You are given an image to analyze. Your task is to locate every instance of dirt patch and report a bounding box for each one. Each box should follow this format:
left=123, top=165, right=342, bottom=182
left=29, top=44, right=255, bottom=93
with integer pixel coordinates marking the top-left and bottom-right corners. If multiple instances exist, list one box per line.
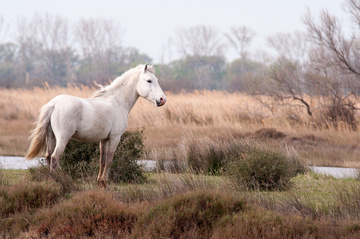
left=302, top=134, right=325, bottom=143
left=253, top=128, right=287, bottom=140
left=249, top=128, right=326, bottom=147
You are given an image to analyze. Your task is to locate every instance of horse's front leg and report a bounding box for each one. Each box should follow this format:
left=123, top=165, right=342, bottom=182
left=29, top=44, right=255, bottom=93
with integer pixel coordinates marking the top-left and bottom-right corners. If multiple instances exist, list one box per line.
left=98, top=136, right=120, bottom=188
left=97, top=140, right=106, bottom=187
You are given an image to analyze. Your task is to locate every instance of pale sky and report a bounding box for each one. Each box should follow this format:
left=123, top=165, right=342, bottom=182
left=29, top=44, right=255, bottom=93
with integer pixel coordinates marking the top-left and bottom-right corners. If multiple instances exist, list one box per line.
left=0, top=0, right=349, bottom=63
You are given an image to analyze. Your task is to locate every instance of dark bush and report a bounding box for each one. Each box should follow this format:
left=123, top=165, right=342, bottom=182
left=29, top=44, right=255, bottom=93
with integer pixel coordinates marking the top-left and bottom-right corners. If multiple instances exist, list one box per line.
left=60, top=140, right=98, bottom=180
left=325, top=101, right=357, bottom=130
left=60, top=130, right=146, bottom=183
left=226, top=146, right=305, bottom=191
left=185, top=138, right=306, bottom=190
left=253, top=128, right=287, bottom=140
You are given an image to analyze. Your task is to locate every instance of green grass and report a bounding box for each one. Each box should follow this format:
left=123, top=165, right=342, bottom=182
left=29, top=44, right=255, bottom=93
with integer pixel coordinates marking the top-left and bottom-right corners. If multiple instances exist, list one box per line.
left=245, top=172, right=360, bottom=219
left=0, top=169, right=28, bottom=185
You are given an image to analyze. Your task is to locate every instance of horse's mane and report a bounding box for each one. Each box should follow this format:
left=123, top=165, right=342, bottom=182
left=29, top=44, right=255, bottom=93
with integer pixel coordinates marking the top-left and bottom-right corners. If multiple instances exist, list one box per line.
left=91, top=64, right=155, bottom=98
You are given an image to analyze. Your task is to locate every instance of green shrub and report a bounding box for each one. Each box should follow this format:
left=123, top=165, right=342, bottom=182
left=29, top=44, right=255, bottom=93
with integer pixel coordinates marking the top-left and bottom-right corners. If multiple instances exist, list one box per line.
left=60, top=140, right=98, bottom=180
left=60, top=130, right=146, bottom=183
left=226, top=146, right=305, bottom=191
left=185, top=137, right=306, bottom=190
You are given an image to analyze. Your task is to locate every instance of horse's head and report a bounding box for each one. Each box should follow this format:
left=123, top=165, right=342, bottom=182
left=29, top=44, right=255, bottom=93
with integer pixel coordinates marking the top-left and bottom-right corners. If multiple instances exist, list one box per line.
left=136, top=64, right=167, bottom=107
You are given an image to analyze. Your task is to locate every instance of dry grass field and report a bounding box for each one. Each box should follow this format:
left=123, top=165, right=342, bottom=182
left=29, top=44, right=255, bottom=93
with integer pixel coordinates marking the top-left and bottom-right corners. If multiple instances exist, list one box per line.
left=1, top=86, right=360, bottom=167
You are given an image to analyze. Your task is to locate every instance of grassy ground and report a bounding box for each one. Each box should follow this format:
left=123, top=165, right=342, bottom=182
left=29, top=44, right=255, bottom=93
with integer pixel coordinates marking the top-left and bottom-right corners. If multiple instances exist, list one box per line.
left=1, top=169, right=360, bottom=238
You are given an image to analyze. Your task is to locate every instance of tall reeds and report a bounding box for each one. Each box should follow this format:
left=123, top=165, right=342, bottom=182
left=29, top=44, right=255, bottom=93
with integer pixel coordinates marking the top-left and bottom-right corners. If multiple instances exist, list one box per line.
left=1, top=87, right=360, bottom=167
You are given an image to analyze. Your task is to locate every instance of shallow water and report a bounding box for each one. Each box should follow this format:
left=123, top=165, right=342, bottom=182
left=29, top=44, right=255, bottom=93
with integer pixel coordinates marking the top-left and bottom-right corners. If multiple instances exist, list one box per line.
left=0, top=156, right=358, bottom=179
left=309, top=166, right=358, bottom=179
left=0, top=156, right=42, bottom=169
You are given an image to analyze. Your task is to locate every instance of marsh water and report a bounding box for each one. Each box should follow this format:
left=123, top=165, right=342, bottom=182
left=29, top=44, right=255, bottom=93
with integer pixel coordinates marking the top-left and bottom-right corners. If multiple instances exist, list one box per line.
left=0, top=156, right=358, bottom=179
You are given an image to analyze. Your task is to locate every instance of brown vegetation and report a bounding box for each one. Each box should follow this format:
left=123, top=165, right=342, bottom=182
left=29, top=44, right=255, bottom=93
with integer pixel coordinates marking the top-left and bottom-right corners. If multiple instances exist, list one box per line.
left=2, top=173, right=360, bottom=238
left=1, top=87, right=360, bottom=167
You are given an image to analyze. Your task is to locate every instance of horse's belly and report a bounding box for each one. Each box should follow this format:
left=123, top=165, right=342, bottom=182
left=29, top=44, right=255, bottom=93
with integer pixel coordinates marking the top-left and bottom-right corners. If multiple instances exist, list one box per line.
left=72, top=117, right=113, bottom=142
left=72, top=127, right=110, bottom=142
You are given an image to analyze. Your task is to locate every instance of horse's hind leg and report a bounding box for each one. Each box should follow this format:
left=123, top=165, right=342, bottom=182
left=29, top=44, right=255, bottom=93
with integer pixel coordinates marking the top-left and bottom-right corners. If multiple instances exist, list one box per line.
left=50, top=137, right=70, bottom=171
left=45, top=124, right=56, bottom=167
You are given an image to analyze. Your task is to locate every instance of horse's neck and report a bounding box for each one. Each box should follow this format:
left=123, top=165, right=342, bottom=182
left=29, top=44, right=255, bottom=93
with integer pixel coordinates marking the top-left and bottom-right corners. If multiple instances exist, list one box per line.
left=111, top=76, right=139, bottom=113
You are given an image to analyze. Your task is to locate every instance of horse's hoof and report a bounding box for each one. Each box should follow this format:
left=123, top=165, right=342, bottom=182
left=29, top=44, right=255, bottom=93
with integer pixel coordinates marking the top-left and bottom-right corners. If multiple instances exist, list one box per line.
left=97, top=179, right=107, bottom=189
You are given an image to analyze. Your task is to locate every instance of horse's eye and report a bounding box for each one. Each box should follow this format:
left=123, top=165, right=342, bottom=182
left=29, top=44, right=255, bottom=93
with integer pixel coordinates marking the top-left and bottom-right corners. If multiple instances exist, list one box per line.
left=147, top=79, right=152, bottom=83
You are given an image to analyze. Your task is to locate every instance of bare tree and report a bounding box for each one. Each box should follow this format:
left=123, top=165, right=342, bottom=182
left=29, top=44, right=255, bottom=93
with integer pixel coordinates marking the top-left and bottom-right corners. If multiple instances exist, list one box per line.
left=345, top=0, right=360, bottom=31
left=266, top=32, right=313, bottom=116
left=173, top=25, right=226, bottom=89
left=304, top=4, right=360, bottom=78
left=225, top=26, right=256, bottom=59
left=302, top=2, right=360, bottom=129
left=75, top=18, right=123, bottom=57
left=15, top=13, right=75, bottom=86
left=0, top=16, right=9, bottom=43
left=267, top=32, right=308, bottom=63
left=176, top=25, right=225, bottom=58
left=75, top=18, right=125, bottom=84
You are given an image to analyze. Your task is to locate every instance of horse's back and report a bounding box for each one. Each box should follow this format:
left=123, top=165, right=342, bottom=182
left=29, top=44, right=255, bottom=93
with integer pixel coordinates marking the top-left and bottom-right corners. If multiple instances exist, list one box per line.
left=49, top=94, right=118, bottom=142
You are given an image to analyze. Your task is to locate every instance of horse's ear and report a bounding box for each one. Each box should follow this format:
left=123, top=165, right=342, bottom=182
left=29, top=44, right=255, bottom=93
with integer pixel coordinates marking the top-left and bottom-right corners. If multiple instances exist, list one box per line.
left=144, top=64, right=148, bottom=73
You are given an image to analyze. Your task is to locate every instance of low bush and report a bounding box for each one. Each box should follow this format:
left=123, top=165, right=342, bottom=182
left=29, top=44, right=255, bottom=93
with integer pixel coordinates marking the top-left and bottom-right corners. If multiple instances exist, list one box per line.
left=185, top=137, right=305, bottom=190
left=28, top=164, right=76, bottom=194
left=28, top=190, right=139, bottom=238
left=0, top=181, right=61, bottom=218
left=226, top=144, right=306, bottom=191
left=133, top=190, right=245, bottom=238
left=60, top=130, right=146, bottom=183
left=325, top=101, right=357, bottom=130
left=212, top=205, right=360, bottom=239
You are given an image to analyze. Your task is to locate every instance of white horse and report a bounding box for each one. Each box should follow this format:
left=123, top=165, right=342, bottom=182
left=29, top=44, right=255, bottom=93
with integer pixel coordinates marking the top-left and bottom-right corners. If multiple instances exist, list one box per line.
left=26, top=64, right=166, bottom=188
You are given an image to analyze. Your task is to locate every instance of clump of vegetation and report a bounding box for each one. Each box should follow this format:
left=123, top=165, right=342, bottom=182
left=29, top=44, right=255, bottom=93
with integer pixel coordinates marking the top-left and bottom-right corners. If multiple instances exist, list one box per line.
left=212, top=204, right=360, bottom=239
left=133, top=190, right=245, bottom=238
left=226, top=144, right=305, bottom=190
left=28, top=165, right=76, bottom=194
left=187, top=140, right=228, bottom=175
left=324, top=101, right=358, bottom=131
left=60, top=130, right=146, bottom=183
left=185, top=137, right=305, bottom=190
left=110, top=131, right=147, bottom=183
left=28, top=190, right=139, bottom=238
left=0, top=181, right=61, bottom=218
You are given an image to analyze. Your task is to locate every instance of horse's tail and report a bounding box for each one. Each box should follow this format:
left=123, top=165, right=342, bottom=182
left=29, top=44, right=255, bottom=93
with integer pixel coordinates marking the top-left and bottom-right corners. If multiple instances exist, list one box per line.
left=25, top=102, right=55, bottom=160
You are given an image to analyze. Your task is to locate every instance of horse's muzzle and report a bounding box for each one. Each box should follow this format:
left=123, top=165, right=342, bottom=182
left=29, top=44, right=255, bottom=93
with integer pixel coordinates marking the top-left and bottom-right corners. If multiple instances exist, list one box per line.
left=156, top=97, right=166, bottom=107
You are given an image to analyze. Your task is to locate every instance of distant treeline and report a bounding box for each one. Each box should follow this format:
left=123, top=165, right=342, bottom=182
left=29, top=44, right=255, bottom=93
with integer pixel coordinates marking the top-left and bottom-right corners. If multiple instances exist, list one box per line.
left=0, top=0, right=360, bottom=100
left=0, top=14, right=268, bottom=92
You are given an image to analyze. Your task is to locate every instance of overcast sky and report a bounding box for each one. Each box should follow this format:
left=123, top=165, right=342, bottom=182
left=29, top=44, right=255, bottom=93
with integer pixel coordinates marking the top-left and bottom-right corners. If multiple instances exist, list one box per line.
left=0, top=0, right=349, bottom=63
